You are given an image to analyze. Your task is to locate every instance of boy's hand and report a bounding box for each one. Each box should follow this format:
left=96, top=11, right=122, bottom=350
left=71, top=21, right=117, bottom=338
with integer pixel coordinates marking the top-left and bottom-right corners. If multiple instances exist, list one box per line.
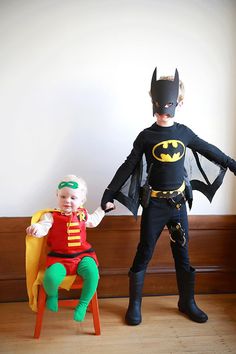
left=101, top=189, right=115, bottom=210
left=105, top=202, right=115, bottom=213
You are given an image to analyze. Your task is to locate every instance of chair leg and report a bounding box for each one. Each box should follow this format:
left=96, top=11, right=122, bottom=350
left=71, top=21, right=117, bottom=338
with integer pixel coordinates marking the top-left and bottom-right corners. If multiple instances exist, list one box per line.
left=34, top=285, right=46, bottom=339
left=89, top=292, right=101, bottom=335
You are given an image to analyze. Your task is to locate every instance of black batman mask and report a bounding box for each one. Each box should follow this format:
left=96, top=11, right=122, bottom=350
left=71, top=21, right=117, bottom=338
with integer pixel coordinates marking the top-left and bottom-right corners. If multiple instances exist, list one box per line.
left=150, top=68, right=179, bottom=117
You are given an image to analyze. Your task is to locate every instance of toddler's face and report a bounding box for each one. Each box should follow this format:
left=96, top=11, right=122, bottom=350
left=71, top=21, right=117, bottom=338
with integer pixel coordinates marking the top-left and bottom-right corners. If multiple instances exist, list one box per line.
left=57, top=187, right=84, bottom=214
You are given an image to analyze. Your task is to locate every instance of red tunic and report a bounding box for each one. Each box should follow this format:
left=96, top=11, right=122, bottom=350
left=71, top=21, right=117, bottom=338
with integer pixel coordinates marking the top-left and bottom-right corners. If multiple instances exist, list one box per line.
left=46, top=209, right=98, bottom=275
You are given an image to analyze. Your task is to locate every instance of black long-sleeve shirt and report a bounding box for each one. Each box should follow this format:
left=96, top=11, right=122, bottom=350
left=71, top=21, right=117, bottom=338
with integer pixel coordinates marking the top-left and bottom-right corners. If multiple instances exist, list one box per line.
left=108, top=122, right=236, bottom=192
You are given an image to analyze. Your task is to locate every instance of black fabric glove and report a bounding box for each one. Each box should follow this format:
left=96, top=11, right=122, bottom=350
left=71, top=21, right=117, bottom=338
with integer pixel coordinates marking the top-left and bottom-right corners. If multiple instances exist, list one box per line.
left=101, top=189, right=115, bottom=211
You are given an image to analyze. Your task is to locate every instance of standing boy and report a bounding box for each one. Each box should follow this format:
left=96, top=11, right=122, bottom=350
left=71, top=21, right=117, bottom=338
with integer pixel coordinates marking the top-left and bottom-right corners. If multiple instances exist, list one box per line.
left=101, top=68, right=236, bottom=325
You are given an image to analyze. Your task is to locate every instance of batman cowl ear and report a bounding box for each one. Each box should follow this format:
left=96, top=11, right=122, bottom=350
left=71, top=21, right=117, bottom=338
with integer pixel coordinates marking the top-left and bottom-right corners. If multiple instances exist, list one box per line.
left=174, top=69, right=179, bottom=87
left=151, top=67, right=157, bottom=91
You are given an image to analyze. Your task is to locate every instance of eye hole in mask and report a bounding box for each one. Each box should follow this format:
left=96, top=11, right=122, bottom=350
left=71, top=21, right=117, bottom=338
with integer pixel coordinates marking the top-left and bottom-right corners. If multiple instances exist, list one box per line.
left=153, top=101, right=173, bottom=109
left=164, top=102, right=173, bottom=108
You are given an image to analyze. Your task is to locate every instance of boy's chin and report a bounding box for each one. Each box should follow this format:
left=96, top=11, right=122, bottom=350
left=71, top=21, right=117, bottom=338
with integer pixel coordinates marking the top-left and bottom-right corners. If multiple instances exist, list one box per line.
left=158, top=114, right=171, bottom=119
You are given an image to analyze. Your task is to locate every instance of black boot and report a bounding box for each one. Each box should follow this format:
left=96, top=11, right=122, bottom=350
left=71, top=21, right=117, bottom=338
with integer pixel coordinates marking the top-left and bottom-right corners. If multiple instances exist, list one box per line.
left=125, top=269, right=145, bottom=325
left=176, top=267, right=208, bottom=323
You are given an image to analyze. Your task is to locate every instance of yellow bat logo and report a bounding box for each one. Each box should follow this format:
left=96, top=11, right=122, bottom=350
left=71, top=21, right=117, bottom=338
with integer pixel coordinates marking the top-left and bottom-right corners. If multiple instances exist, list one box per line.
left=152, top=140, right=185, bottom=162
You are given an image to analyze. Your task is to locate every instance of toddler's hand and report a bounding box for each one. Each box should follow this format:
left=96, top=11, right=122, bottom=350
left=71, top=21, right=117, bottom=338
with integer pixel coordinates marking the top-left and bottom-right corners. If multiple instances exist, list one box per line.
left=26, top=224, right=40, bottom=237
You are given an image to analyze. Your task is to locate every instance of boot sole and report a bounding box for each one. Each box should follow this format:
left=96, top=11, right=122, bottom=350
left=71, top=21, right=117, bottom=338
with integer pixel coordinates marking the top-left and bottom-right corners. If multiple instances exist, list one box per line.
left=125, top=320, right=141, bottom=326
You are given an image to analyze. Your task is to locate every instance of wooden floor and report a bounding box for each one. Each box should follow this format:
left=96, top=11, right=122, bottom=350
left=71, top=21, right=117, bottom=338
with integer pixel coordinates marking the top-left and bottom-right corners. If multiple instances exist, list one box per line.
left=1, top=294, right=236, bottom=354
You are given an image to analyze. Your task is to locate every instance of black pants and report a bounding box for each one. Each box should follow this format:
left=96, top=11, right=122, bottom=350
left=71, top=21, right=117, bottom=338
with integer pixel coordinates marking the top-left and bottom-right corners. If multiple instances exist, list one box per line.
left=131, top=197, right=190, bottom=273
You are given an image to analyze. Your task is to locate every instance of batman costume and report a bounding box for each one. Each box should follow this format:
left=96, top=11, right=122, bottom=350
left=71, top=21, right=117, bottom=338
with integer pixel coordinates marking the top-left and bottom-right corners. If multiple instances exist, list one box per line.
left=101, top=68, right=236, bottom=326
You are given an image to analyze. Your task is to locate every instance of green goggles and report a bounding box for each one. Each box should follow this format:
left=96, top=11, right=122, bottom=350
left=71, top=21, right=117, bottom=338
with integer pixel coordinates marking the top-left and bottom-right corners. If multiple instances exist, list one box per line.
left=58, top=181, right=79, bottom=190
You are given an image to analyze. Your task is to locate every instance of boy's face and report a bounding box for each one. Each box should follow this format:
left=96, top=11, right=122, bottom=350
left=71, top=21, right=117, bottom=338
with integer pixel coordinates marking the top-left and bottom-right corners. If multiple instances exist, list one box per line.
left=150, top=69, right=179, bottom=117
left=57, top=187, right=83, bottom=214
left=151, top=81, right=179, bottom=117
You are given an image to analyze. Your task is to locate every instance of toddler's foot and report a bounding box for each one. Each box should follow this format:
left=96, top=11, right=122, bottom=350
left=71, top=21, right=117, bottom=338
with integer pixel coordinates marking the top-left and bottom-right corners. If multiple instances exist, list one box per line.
left=46, top=296, right=58, bottom=312
left=74, top=303, right=87, bottom=322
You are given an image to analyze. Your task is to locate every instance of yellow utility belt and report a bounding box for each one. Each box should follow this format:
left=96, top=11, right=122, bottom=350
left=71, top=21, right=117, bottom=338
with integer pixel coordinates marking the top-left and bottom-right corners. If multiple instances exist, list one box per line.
left=151, top=181, right=185, bottom=199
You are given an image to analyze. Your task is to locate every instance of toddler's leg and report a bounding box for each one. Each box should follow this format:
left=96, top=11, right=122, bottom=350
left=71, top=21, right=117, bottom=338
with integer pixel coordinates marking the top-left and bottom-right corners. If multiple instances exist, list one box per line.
left=74, top=257, right=99, bottom=322
left=43, top=263, right=66, bottom=312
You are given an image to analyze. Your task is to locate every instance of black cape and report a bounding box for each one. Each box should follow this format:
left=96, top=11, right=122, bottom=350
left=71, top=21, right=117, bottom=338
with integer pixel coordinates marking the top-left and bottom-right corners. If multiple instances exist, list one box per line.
left=114, top=148, right=227, bottom=217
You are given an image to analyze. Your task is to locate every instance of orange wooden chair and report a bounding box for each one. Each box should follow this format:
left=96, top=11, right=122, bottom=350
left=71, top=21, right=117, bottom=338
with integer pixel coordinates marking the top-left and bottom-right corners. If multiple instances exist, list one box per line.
left=34, top=277, right=101, bottom=338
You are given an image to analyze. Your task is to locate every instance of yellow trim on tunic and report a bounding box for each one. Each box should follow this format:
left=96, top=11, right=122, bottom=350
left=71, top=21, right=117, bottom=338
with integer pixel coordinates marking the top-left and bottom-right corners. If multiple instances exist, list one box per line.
left=68, top=242, right=81, bottom=247
left=67, top=222, right=79, bottom=227
left=67, top=229, right=80, bottom=234
left=67, top=235, right=81, bottom=240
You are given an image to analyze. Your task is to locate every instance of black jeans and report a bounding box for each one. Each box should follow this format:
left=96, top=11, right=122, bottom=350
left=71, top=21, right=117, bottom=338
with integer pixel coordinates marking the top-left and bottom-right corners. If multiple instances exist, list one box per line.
left=131, top=197, right=190, bottom=273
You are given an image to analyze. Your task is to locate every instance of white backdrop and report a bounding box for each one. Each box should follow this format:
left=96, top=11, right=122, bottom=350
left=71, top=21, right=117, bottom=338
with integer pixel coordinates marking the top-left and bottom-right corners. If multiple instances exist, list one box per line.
left=0, top=0, right=236, bottom=216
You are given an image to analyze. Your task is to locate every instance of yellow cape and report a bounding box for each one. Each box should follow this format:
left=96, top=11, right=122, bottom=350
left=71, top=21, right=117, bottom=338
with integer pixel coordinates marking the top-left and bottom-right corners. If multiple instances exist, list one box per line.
left=25, top=209, right=76, bottom=312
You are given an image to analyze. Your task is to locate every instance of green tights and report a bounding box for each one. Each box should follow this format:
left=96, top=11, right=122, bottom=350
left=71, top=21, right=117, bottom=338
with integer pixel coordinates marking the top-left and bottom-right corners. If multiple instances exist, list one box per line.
left=43, top=257, right=99, bottom=322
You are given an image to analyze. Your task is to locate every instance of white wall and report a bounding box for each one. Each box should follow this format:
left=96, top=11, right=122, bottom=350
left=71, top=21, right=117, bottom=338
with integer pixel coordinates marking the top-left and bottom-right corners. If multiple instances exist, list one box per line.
left=0, top=0, right=236, bottom=216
